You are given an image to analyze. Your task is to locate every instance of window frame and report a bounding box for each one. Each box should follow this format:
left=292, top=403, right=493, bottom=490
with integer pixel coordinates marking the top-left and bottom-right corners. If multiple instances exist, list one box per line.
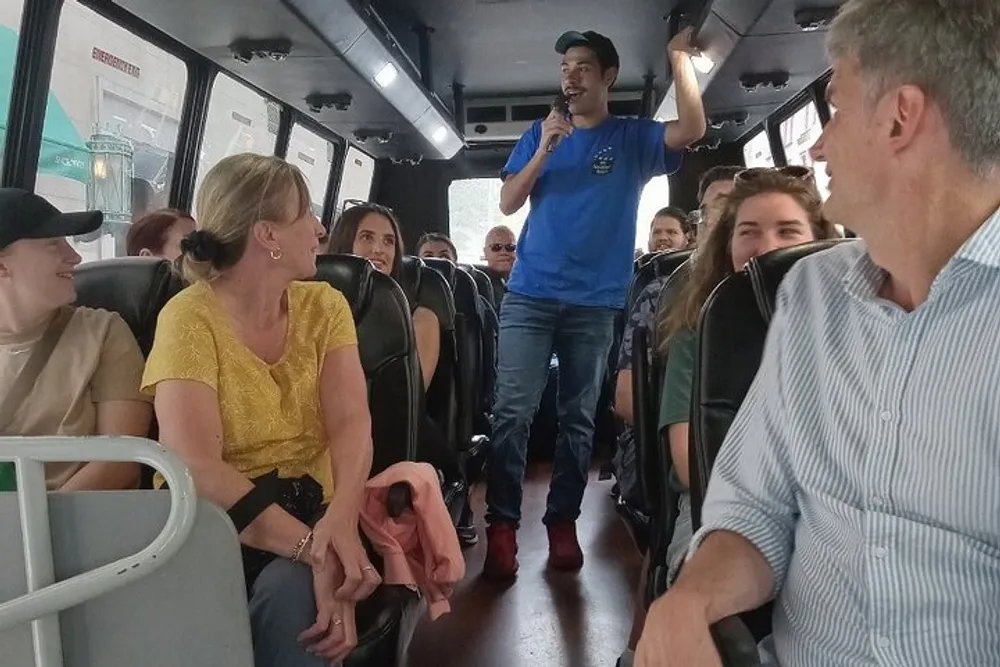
left=2, top=0, right=346, bottom=223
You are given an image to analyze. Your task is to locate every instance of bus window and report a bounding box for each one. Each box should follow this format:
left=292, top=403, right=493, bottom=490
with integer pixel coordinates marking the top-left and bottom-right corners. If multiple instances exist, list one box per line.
left=335, top=145, right=375, bottom=216
left=0, top=1, right=25, bottom=180
left=448, top=174, right=672, bottom=263
left=448, top=178, right=529, bottom=262
left=780, top=103, right=829, bottom=199
left=195, top=74, right=278, bottom=207
left=743, top=129, right=774, bottom=168
left=636, top=174, right=671, bottom=251
left=286, top=123, right=333, bottom=219
left=34, top=0, right=187, bottom=262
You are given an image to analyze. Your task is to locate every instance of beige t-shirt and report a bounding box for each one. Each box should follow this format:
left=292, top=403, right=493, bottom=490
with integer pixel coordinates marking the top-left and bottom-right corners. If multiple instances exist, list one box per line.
left=0, top=307, right=151, bottom=489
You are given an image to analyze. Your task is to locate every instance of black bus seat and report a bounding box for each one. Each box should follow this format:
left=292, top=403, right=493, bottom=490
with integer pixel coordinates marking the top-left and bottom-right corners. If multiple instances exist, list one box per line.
left=397, top=256, right=466, bottom=525
left=73, top=257, right=181, bottom=488
left=690, top=240, right=849, bottom=665
left=73, top=257, right=177, bottom=357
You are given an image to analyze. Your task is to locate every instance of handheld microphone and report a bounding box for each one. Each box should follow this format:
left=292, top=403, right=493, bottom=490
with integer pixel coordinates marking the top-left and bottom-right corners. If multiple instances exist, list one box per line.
left=546, top=92, right=571, bottom=153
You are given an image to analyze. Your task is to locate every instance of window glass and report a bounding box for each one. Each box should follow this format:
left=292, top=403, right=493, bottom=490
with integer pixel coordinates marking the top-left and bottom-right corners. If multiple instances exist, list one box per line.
left=335, top=145, right=375, bottom=217
left=448, top=175, right=671, bottom=262
left=0, top=0, right=25, bottom=178
left=34, top=0, right=187, bottom=262
left=780, top=103, right=829, bottom=199
left=635, top=175, right=672, bottom=254
left=742, top=129, right=774, bottom=168
left=449, top=178, right=529, bottom=263
left=287, top=123, right=333, bottom=219
left=195, top=74, right=278, bottom=207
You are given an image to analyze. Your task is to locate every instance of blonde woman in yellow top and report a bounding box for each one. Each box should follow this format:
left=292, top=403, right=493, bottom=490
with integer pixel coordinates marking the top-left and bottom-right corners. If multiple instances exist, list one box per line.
left=142, top=153, right=378, bottom=667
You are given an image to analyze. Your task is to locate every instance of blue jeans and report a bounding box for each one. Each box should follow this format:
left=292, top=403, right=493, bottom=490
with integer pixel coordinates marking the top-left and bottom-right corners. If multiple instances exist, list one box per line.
left=249, top=558, right=342, bottom=667
left=486, top=292, right=617, bottom=526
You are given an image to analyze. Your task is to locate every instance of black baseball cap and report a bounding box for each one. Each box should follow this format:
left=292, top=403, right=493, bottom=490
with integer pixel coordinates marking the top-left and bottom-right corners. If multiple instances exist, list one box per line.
left=555, top=30, right=621, bottom=72
left=0, top=188, right=102, bottom=251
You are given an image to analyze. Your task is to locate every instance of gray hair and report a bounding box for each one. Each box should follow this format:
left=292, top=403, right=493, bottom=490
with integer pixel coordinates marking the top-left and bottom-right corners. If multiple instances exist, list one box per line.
left=827, top=0, right=1000, bottom=176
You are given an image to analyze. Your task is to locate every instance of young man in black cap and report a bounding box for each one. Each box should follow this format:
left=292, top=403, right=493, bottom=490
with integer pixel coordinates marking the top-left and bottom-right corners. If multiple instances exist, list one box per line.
left=0, top=188, right=151, bottom=490
left=484, top=27, right=706, bottom=580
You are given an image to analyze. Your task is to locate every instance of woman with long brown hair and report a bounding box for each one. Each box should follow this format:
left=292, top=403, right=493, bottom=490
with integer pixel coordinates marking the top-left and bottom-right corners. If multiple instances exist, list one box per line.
left=617, top=167, right=837, bottom=667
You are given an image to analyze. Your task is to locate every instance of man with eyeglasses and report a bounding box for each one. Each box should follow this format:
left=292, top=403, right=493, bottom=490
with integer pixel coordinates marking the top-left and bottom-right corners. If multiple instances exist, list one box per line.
left=483, top=26, right=707, bottom=581
left=483, top=226, right=516, bottom=280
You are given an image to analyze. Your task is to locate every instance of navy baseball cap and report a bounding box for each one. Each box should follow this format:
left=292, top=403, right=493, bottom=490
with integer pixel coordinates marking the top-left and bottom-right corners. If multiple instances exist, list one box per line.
left=0, top=188, right=102, bottom=250
left=555, top=30, right=621, bottom=72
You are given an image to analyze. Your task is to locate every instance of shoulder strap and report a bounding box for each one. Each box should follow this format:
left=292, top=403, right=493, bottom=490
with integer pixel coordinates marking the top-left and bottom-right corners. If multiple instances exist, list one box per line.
left=0, top=307, right=74, bottom=434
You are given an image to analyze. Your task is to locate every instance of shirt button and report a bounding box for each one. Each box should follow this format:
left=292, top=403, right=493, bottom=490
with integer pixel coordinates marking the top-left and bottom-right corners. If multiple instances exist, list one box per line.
left=879, top=410, right=893, bottom=422
left=871, top=496, right=884, bottom=507
left=873, top=546, right=888, bottom=559
left=876, top=635, right=891, bottom=649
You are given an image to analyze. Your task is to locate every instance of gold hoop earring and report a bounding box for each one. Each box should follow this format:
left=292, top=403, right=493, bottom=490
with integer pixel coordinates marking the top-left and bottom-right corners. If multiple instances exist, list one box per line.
left=270, top=248, right=282, bottom=261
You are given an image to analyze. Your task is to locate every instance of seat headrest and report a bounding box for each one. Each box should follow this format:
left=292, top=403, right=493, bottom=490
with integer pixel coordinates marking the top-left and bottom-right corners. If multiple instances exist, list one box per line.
left=461, top=264, right=496, bottom=303
left=73, top=257, right=175, bottom=354
left=314, top=255, right=376, bottom=316
left=651, top=249, right=695, bottom=279
left=414, top=262, right=456, bottom=330
left=747, top=239, right=853, bottom=322
left=399, top=255, right=423, bottom=295
left=422, top=257, right=458, bottom=288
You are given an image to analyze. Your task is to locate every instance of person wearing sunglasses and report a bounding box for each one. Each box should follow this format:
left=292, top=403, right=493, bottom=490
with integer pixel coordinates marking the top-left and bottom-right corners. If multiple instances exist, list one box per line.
left=639, top=2, right=1000, bottom=665
left=485, top=24, right=707, bottom=581
left=483, top=226, right=516, bottom=279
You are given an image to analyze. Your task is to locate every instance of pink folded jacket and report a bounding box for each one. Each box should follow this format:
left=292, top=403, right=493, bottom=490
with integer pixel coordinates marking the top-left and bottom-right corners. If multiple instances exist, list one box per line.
left=360, top=461, right=465, bottom=619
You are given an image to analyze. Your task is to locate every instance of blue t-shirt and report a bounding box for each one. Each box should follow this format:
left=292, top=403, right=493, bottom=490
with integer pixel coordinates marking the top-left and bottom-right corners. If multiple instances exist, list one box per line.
left=501, top=116, right=682, bottom=308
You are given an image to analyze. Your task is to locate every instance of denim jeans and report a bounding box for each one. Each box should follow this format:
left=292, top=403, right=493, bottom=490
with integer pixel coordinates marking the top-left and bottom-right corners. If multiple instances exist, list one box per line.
left=486, top=292, right=617, bottom=526
left=249, top=558, right=342, bottom=667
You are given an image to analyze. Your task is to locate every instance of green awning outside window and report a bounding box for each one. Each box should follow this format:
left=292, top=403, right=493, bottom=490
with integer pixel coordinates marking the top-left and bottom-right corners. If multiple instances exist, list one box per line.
left=0, top=24, right=89, bottom=183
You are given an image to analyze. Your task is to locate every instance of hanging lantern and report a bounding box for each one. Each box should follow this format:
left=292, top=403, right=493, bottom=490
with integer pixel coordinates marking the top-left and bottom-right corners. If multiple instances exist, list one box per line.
left=85, top=129, right=134, bottom=256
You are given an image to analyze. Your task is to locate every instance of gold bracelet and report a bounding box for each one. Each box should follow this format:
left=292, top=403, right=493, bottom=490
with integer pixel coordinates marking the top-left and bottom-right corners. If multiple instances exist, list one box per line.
left=291, top=530, right=314, bottom=563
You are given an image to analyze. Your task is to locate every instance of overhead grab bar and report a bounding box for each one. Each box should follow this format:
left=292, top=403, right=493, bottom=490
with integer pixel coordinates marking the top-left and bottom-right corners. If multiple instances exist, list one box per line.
left=0, top=436, right=197, bottom=632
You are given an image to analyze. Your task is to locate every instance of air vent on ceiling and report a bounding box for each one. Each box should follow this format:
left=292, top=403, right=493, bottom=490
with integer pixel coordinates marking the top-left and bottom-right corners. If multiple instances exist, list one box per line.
left=464, top=91, right=644, bottom=142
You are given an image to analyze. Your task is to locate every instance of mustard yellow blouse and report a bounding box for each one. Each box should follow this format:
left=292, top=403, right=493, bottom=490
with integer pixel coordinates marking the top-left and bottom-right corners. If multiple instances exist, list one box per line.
left=141, top=280, right=357, bottom=501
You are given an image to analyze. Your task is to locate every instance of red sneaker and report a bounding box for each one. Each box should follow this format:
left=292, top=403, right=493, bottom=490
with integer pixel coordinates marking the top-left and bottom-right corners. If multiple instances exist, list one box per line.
left=483, top=522, right=519, bottom=580
left=546, top=521, right=583, bottom=571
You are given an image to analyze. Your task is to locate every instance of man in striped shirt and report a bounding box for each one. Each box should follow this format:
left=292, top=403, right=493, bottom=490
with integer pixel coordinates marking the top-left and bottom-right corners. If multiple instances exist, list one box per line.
left=637, top=1, right=1000, bottom=666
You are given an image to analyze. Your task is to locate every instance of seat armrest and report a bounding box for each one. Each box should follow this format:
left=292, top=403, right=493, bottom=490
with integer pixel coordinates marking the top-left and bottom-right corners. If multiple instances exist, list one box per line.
left=710, top=616, right=763, bottom=667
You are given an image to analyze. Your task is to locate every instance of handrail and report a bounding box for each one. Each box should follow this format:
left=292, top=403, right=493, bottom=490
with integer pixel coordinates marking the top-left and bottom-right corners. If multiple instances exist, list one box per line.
left=0, top=436, right=197, bottom=633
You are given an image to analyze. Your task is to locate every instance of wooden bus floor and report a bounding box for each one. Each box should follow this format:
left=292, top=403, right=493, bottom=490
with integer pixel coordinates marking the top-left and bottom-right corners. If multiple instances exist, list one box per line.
left=407, top=462, right=642, bottom=667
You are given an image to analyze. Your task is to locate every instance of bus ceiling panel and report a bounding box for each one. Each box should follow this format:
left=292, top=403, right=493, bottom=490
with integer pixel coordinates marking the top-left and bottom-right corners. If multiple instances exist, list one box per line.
left=385, top=0, right=686, bottom=98
left=701, top=32, right=830, bottom=113
left=106, top=0, right=452, bottom=160
left=709, top=0, right=844, bottom=37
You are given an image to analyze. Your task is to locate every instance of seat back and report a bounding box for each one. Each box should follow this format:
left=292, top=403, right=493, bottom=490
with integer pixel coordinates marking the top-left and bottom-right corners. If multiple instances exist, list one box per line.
left=690, top=240, right=846, bottom=526
left=425, top=258, right=484, bottom=451
left=0, top=492, right=254, bottom=667
left=73, top=257, right=178, bottom=356
left=460, top=264, right=496, bottom=306
left=632, top=259, right=692, bottom=521
left=626, top=249, right=695, bottom=312
left=460, top=265, right=498, bottom=432
left=690, top=240, right=847, bottom=642
left=475, top=264, right=507, bottom=312
left=315, top=255, right=420, bottom=474
left=399, top=256, right=460, bottom=452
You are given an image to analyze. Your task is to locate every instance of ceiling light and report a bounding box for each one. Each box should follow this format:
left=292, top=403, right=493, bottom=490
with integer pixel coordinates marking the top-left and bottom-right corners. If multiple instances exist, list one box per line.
left=431, top=126, right=447, bottom=144
left=692, top=54, right=715, bottom=74
left=374, top=63, right=398, bottom=88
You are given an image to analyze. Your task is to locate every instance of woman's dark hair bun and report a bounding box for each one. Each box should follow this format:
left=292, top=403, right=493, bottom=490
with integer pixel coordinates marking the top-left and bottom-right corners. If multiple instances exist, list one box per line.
left=180, top=230, right=224, bottom=263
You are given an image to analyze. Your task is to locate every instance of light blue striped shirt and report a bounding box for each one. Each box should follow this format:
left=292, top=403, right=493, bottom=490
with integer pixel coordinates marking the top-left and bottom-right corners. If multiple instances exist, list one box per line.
left=695, top=208, right=1000, bottom=666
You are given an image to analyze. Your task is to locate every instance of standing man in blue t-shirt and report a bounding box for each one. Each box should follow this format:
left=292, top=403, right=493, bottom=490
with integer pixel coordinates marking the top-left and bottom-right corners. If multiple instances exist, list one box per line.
left=484, top=27, right=706, bottom=580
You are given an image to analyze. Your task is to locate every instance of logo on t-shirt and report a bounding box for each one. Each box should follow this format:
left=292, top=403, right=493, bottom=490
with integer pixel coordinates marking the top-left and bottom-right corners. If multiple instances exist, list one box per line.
left=591, top=146, right=615, bottom=176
